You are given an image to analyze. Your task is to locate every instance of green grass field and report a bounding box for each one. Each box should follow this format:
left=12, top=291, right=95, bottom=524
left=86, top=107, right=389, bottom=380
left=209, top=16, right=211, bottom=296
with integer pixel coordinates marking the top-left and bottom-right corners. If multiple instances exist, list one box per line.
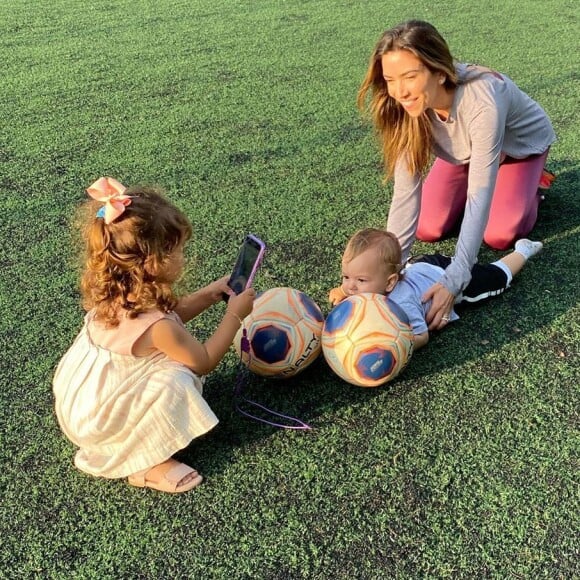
left=1, top=0, right=578, bottom=577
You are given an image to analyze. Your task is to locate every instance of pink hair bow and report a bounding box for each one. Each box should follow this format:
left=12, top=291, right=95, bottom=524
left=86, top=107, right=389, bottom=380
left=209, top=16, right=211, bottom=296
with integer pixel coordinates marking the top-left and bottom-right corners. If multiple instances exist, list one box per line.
left=87, top=177, right=132, bottom=224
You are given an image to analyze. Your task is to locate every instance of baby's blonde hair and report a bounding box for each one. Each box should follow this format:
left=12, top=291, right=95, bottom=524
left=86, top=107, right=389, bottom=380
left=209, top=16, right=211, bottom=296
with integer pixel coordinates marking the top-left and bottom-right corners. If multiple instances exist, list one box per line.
left=343, top=228, right=403, bottom=275
left=79, top=185, right=192, bottom=327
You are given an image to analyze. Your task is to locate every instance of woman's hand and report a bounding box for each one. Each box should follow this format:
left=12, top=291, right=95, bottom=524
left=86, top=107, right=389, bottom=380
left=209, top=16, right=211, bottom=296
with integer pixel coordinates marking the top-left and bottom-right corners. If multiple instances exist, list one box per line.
left=422, top=282, right=456, bottom=331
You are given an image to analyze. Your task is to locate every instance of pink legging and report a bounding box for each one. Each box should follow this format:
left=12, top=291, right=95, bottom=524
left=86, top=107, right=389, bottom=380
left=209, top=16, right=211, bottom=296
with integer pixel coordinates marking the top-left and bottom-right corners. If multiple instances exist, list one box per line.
left=417, top=151, right=550, bottom=250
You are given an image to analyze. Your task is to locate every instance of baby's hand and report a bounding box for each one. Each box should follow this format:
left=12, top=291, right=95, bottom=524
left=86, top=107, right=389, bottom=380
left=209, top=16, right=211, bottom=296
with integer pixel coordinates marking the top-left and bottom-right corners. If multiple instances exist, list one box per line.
left=328, top=286, right=347, bottom=306
left=227, top=287, right=256, bottom=321
left=204, top=275, right=233, bottom=304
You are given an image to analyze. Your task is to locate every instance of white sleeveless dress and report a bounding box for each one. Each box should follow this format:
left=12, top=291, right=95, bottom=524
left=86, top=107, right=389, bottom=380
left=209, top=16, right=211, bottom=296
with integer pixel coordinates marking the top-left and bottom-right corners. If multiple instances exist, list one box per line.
left=53, top=309, right=219, bottom=479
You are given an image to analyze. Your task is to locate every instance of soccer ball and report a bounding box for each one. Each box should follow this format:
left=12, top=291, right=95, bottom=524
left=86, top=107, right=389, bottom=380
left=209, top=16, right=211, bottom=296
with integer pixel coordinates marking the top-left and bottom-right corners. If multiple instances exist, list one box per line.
left=234, top=287, right=324, bottom=378
left=322, top=293, right=414, bottom=387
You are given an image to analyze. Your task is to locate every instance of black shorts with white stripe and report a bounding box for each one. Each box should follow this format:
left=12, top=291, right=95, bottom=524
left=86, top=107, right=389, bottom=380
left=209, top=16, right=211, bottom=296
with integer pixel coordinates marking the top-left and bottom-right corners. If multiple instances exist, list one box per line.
left=408, top=253, right=509, bottom=304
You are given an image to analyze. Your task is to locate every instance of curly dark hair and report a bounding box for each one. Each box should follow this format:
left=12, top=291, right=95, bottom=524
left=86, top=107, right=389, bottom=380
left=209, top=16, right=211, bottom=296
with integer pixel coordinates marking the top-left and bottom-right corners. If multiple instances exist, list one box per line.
left=80, top=185, right=192, bottom=327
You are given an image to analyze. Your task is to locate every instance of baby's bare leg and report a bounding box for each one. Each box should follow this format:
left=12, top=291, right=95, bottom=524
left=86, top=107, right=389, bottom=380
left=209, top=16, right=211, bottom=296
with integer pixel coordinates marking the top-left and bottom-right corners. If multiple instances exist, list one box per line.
left=499, top=239, right=543, bottom=278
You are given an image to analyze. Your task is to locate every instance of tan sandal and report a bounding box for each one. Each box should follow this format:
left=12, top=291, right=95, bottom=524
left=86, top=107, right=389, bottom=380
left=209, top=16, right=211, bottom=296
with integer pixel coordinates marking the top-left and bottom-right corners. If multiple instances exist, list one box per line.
left=128, top=461, right=203, bottom=493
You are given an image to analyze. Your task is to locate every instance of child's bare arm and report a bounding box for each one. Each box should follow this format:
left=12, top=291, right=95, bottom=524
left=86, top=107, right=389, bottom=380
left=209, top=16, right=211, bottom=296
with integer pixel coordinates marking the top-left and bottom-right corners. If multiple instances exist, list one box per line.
left=412, top=332, right=429, bottom=350
left=174, top=276, right=232, bottom=323
left=151, top=289, right=255, bottom=375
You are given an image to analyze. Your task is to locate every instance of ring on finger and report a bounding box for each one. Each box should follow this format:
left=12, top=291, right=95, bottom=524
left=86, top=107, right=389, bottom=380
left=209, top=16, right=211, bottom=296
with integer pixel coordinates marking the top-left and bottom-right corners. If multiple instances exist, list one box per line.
left=442, top=315, right=450, bottom=322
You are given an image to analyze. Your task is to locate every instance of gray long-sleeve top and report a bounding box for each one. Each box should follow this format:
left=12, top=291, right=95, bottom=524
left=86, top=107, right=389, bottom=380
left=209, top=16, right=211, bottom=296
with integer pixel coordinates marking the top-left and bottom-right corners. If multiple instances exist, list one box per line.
left=387, top=63, right=556, bottom=296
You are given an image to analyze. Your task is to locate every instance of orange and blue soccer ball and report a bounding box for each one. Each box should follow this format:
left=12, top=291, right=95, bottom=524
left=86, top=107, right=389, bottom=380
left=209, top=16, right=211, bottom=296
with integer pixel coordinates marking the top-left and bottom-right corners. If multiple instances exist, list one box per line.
left=234, top=287, right=324, bottom=378
left=322, top=293, right=414, bottom=387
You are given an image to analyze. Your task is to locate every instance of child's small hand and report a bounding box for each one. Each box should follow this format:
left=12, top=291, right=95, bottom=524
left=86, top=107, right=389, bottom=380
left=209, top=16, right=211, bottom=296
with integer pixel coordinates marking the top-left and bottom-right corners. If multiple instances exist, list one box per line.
left=328, top=286, right=348, bottom=306
left=204, top=275, right=233, bottom=304
left=227, top=287, right=256, bottom=321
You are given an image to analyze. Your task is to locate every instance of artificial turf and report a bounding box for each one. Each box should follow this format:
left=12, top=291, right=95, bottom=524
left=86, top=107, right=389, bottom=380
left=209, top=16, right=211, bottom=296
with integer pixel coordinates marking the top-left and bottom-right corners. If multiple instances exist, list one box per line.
left=0, top=0, right=578, bottom=577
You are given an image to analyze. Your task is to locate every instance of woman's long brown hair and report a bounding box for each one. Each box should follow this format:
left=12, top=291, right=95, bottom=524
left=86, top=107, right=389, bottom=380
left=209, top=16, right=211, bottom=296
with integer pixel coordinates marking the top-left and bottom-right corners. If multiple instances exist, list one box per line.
left=358, top=20, right=458, bottom=180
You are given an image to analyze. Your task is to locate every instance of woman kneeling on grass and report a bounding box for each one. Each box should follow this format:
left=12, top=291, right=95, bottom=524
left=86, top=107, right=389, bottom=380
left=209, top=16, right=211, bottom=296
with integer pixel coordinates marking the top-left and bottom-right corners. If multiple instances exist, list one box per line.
left=53, top=178, right=255, bottom=494
left=359, top=20, right=555, bottom=332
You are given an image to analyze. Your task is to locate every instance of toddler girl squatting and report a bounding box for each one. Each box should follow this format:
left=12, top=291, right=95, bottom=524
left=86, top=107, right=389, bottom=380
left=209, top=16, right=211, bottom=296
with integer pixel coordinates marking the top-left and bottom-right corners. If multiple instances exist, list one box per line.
left=53, top=178, right=255, bottom=494
left=329, top=228, right=542, bottom=350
